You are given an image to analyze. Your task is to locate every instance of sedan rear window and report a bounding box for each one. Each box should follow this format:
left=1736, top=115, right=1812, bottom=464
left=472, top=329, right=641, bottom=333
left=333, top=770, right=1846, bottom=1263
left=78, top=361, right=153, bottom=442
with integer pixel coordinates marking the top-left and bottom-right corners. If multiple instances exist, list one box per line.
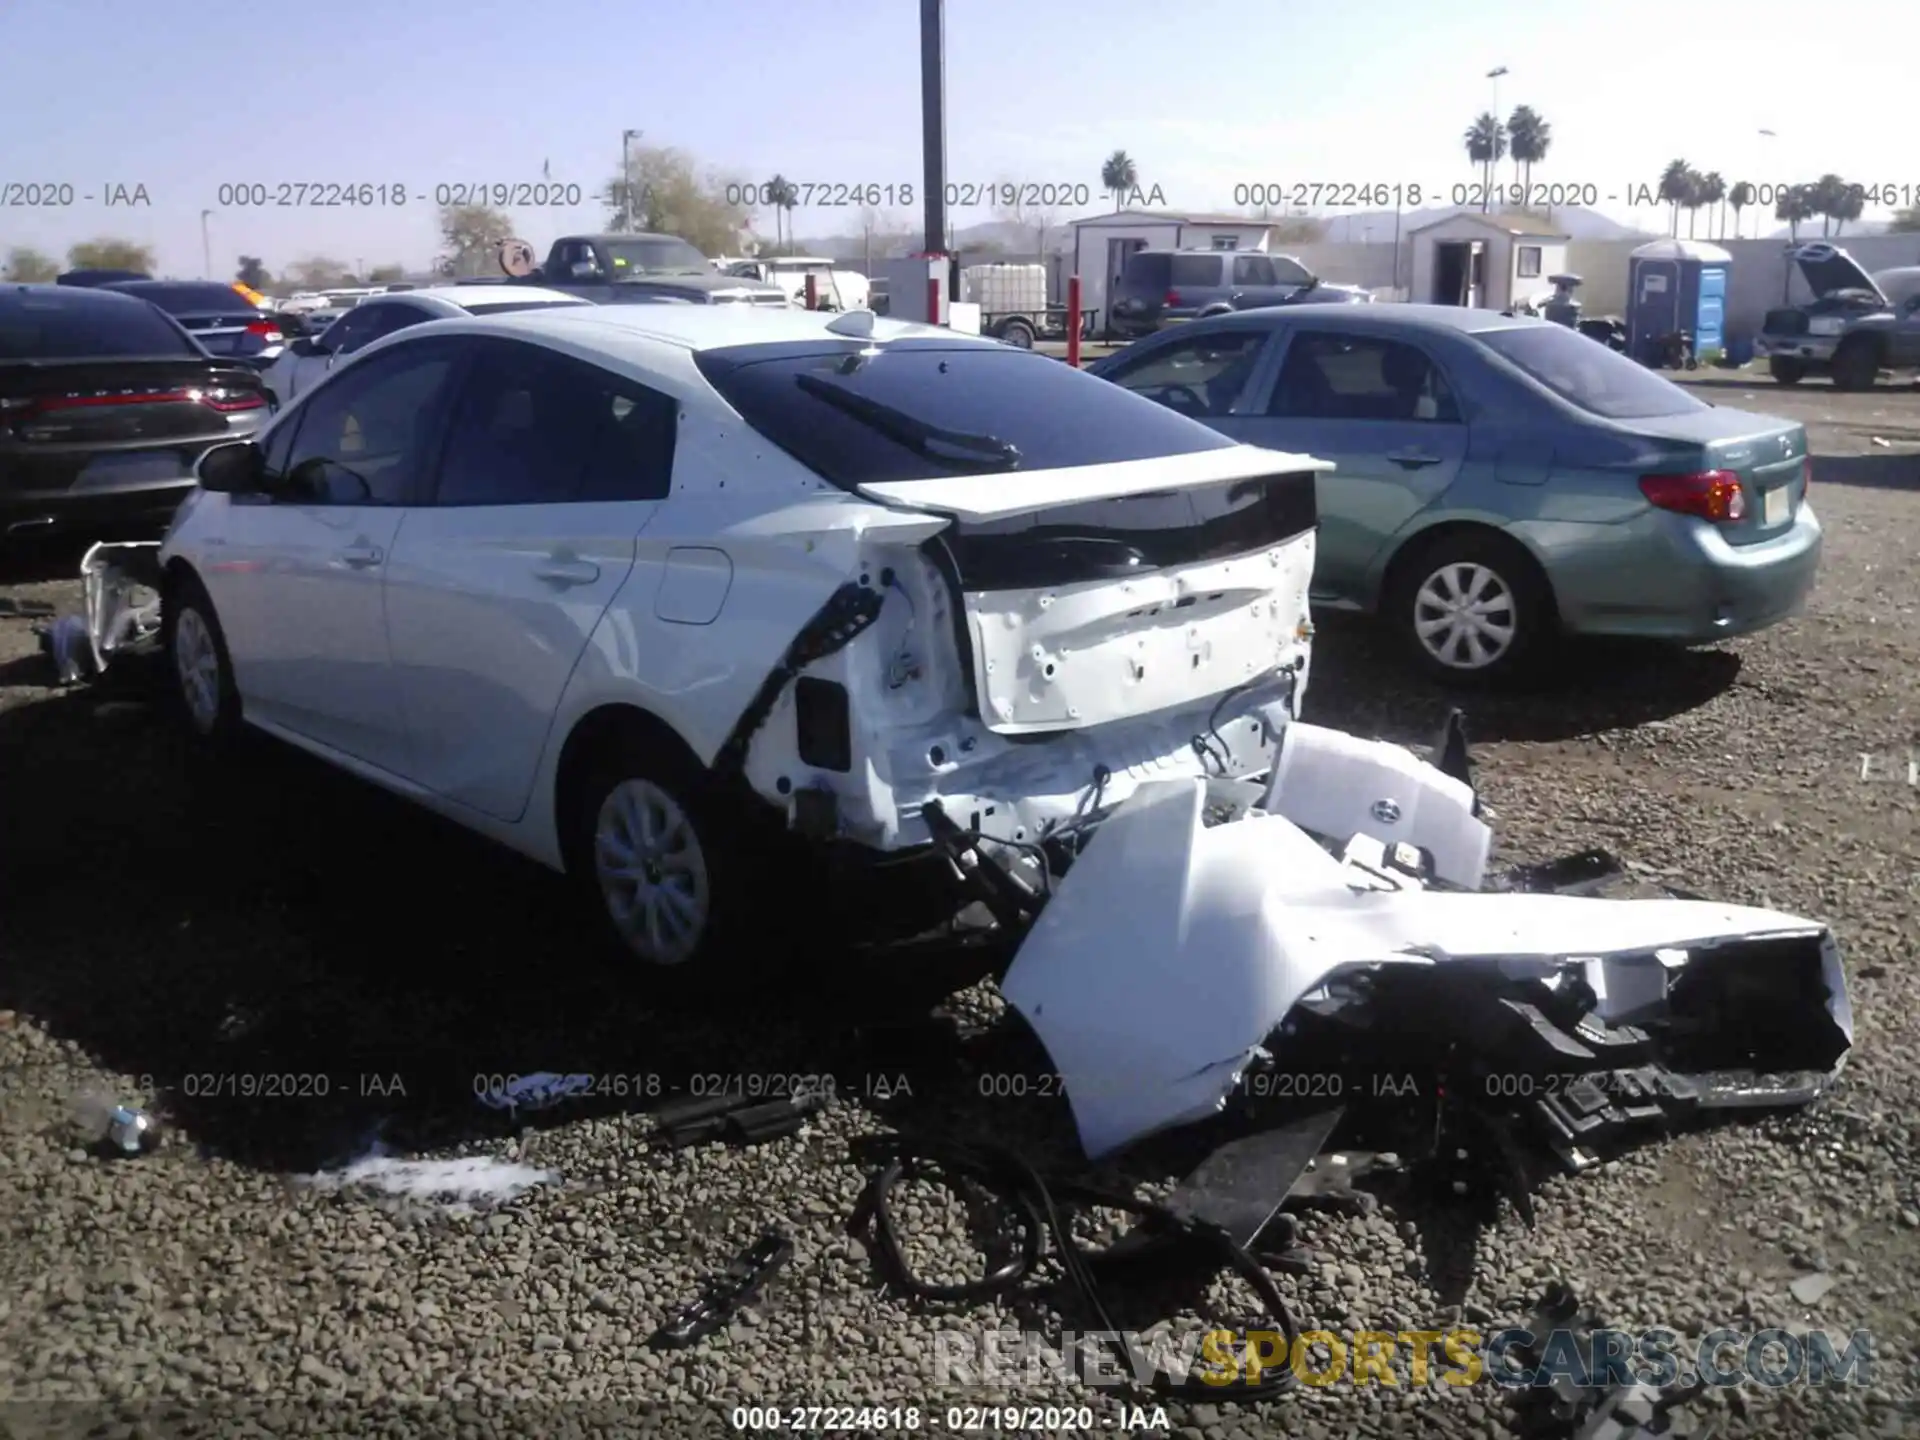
left=1476, top=324, right=1707, bottom=419
left=460, top=298, right=594, bottom=316
left=0, top=293, right=196, bottom=359
left=695, top=342, right=1235, bottom=488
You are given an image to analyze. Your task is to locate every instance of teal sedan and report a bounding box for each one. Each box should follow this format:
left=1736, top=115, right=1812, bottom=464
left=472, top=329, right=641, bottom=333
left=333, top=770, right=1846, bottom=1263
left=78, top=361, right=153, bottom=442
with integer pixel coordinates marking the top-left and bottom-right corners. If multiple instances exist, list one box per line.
left=1086, top=305, right=1822, bottom=682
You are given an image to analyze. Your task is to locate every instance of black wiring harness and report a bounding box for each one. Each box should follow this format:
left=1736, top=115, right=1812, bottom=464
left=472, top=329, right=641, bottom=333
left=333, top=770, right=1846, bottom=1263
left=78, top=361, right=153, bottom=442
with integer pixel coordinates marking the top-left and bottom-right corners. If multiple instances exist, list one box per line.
left=850, top=1137, right=1303, bottom=1403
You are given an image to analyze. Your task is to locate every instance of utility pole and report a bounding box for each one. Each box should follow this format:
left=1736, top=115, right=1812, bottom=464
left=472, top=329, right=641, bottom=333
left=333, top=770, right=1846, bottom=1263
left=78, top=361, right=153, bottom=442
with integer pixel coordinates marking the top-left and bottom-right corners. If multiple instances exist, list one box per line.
left=1485, top=67, right=1508, bottom=212
left=200, top=210, right=212, bottom=280
left=919, top=0, right=947, bottom=259
left=621, top=129, right=642, bottom=230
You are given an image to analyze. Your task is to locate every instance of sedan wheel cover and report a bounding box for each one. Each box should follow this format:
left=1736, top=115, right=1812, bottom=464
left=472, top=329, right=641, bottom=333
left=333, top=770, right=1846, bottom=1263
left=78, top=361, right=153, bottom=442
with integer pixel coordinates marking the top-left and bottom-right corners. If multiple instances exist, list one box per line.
left=594, top=779, right=711, bottom=966
left=1413, top=562, right=1518, bottom=670
left=173, top=608, right=223, bottom=734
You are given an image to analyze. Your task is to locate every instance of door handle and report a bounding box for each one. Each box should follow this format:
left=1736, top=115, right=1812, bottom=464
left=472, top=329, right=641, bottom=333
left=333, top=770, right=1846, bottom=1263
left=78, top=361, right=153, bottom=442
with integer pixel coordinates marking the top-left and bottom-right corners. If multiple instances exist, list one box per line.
left=338, top=543, right=383, bottom=569
left=533, top=559, right=600, bottom=586
left=1385, top=449, right=1443, bottom=469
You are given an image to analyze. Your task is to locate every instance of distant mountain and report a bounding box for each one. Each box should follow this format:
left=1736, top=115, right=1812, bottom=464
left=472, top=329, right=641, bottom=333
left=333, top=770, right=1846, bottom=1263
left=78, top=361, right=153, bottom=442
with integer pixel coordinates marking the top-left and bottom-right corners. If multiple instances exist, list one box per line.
left=1313, top=204, right=1658, bottom=243
left=790, top=218, right=1069, bottom=260
left=1759, top=220, right=1892, bottom=240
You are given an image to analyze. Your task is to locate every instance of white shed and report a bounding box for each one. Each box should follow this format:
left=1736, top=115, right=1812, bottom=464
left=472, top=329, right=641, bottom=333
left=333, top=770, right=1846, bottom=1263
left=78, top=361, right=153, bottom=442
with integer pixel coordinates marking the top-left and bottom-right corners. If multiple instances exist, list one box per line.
left=1406, top=211, right=1570, bottom=312
left=1069, top=210, right=1275, bottom=329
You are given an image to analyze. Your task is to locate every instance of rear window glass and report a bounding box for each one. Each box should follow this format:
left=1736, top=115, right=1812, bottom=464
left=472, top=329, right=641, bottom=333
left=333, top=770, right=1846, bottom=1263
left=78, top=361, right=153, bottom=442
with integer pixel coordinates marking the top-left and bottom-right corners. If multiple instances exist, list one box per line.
left=110, top=283, right=253, bottom=314
left=0, top=294, right=196, bottom=359
left=695, top=342, right=1234, bottom=489
left=1476, top=324, right=1706, bottom=419
left=1170, top=255, right=1221, bottom=288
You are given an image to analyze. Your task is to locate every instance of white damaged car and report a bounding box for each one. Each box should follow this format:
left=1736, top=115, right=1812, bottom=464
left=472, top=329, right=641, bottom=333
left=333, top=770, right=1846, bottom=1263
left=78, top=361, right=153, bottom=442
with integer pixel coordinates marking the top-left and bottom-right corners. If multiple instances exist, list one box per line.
left=158, top=304, right=1319, bottom=967
left=157, top=302, right=1850, bottom=1162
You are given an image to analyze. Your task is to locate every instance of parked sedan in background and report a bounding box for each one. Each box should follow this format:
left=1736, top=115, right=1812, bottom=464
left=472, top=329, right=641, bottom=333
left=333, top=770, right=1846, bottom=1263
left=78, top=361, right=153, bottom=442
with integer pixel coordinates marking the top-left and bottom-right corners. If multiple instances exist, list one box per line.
left=102, top=280, right=284, bottom=368
left=1088, top=306, right=1821, bottom=682
left=260, top=285, right=589, bottom=407
left=1, top=284, right=271, bottom=542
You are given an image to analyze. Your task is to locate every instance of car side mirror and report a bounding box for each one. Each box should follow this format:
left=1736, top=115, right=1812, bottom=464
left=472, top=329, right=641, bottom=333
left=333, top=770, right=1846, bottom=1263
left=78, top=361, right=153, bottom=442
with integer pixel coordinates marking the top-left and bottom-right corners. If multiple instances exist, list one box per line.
left=196, top=440, right=265, bottom=494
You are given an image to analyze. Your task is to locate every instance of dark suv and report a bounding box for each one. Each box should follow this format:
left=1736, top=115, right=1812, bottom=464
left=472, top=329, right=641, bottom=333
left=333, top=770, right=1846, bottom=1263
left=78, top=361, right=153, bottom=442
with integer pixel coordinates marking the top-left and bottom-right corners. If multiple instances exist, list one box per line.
left=1107, top=248, right=1368, bottom=340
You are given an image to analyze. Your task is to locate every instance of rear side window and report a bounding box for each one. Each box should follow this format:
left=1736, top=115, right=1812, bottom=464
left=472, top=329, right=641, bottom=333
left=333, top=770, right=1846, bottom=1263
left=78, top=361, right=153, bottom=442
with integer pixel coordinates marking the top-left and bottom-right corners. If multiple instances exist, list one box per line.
left=0, top=293, right=196, bottom=359
left=1478, top=324, right=1705, bottom=419
left=1170, top=255, right=1221, bottom=288
left=430, top=340, right=676, bottom=506
left=695, top=342, right=1234, bottom=490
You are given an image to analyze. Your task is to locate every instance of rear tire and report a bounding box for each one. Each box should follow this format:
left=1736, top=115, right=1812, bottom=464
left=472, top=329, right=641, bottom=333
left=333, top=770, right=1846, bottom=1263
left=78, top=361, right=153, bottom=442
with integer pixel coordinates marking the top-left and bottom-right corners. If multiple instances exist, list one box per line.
left=562, top=734, right=798, bottom=994
left=997, top=318, right=1035, bottom=349
left=1384, top=529, right=1555, bottom=686
left=1831, top=337, right=1880, bottom=392
left=162, top=571, right=243, bottom=748
left=1768, top=358, right=1806, bottom=385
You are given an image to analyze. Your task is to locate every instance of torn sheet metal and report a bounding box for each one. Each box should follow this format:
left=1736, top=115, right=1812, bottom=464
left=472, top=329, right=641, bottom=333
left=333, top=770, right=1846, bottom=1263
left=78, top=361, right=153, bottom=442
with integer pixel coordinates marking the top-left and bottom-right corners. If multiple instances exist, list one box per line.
left=999, top=768, right=1852, bottom=1161
left=49, top=542, right=166, bottom=683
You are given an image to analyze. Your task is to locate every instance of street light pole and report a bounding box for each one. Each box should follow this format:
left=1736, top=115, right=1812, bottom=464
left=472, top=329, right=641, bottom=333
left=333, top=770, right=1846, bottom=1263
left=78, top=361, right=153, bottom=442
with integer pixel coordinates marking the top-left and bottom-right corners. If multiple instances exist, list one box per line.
left=621, top=129, right=642, bottom=230
left=1485, top=66, right=1508, bottom=213
left=200, top=210, right=212, bottom=280
left=919, top=0, right=948, bottom=259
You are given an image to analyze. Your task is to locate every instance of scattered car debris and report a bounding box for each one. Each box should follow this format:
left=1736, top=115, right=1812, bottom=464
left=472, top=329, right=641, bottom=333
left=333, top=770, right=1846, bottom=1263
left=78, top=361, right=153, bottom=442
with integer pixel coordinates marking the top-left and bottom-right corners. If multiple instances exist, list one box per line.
left=0, top=596, right=58, bottom=618
left=103, top=1105, right=159, bottom=1156
left=70, top=1087, right=159, bottom=1156
left=1506, top=1283, right=1718, bottom=1439
left=985, top=718, right=1851, bottom=1164
left=651, top=1086, right=830, bottom=1149
left=302, top=1145, right=556, bottom=1206
left=648, top=1229, right=794, bottom=1349
left=475, top=1072, right=596, bottom=1114
left=32, top=542, right=164, bottom=685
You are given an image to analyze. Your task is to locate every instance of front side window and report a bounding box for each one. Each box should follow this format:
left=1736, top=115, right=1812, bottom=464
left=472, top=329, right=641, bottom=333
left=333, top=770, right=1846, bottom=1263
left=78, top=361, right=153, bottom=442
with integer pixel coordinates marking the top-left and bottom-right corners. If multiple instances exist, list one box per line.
left=1233, top=255, right=1277, bottom=286
left=1268, top=333, right=1462, bottom=422
left=430, top=340, right=677, bottom=506
left=281, top=343, right=461, bottom=505
left=1101, top=329, right=1271, bottom=417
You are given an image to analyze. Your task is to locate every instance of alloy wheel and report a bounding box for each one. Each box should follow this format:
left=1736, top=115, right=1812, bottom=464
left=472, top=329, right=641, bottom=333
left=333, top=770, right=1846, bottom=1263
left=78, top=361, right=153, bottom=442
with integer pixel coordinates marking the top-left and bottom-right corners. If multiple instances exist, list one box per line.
left=593, top=778, right=712, bottom=966
left=1412, top=562, right=1518, bottom=670
left=173, top=607, right=223, bottom=735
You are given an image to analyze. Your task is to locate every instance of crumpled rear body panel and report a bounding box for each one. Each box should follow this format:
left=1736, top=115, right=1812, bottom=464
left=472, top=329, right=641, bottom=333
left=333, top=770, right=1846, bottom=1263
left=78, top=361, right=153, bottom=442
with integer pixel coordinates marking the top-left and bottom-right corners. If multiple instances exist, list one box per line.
left=1000, top=757, right=1852, bottom=1161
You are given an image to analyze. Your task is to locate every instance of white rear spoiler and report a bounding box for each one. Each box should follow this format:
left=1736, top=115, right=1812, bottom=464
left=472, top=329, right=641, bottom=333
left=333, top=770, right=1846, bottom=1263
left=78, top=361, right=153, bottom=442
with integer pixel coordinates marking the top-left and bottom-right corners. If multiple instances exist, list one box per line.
left=856, top=444, right=1329, bottom=523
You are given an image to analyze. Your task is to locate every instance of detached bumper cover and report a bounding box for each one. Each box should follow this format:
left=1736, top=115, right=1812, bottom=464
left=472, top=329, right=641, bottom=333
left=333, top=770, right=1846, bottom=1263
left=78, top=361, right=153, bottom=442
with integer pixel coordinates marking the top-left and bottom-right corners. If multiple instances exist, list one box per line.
left=1000, top=726, right=1852, bottom=1161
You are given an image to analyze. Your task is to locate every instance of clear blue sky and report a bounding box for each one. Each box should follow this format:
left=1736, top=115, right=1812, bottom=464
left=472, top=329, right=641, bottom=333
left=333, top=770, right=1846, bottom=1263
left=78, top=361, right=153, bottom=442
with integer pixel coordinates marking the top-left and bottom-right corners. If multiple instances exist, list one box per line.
left=1, top=0, right=1908, bottom=278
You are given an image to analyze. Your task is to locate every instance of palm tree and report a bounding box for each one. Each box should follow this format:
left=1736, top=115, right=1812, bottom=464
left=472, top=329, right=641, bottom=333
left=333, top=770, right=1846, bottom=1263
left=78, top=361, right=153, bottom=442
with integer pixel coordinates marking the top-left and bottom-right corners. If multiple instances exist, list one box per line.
left=1826, top=181, right=1863, bottom=237
left=1100, top=151, right=1138, bottom=212
left=1696, top=171, right=1726, bottom=240
left=763, top=173, right=791, bottom=248
left=1463, top=113, right=1506, bottom=212
left=1808, top=174, right=1860, bottom=237
left=1775, top=184, right=1816, bottom=242
left=1728, top=181, right=1755, bottom=239
left=1656, top=159, right=1693, bottom=237
left=1507, top=106, right=1551, bottom=201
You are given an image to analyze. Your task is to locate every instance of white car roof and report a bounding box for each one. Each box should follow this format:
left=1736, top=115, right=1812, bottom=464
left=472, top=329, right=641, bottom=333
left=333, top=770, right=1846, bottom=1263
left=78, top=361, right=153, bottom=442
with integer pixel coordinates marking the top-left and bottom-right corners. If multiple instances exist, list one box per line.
left=419, top=303, right=975, bottom=356
left=382, top=285, right=588, bottom=314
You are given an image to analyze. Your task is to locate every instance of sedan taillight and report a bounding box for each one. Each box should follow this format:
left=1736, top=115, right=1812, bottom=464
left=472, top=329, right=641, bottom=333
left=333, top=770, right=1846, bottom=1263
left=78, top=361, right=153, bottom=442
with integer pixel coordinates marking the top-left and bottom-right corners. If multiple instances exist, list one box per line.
left=1640, top=470, right=1746, bottom=523
left=245, top=320, right=283, bottom=343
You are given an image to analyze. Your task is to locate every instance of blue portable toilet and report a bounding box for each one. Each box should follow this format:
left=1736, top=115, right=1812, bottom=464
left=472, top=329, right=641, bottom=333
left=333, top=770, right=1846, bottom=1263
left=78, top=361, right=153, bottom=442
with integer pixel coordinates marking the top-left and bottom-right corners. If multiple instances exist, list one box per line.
left=1627, top=239, right=1731, bottom=364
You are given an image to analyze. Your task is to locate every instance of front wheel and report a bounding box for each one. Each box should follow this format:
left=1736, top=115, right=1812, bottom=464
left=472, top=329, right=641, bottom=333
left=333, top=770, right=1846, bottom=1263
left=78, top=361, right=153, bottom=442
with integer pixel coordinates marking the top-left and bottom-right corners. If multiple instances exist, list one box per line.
left=997, top=318, right=1035, bottom=349
left=1831, top=338, right=1880, bottom=392
left=1386, top=531, right=1555, bottom=685
left=163, top=572, right=242, bottom=746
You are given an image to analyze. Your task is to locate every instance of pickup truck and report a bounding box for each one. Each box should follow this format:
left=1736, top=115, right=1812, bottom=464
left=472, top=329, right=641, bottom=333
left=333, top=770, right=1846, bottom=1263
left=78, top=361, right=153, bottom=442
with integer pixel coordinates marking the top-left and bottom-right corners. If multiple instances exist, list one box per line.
left=484, top=233, right=789, bottom=307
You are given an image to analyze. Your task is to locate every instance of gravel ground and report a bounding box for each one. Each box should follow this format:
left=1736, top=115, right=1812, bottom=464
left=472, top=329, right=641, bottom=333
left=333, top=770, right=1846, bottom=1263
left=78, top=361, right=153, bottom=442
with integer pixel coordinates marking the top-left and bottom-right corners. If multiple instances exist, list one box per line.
left=3, top=375, right=1918, bottom=1440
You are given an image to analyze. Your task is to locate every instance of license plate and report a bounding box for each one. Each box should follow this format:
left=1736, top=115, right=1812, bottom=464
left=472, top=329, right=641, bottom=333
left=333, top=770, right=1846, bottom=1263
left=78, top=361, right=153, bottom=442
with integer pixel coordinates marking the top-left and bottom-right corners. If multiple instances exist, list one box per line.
left=72, top=453, right=192, bottom=493
left=1764, top=485, right=1789, bottom=526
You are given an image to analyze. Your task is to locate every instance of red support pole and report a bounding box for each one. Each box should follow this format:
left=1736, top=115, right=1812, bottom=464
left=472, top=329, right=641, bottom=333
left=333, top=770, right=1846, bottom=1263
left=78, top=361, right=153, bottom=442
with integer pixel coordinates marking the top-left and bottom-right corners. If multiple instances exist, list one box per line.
left=1067, top=274, right=1082, bottom=367
left=927, top=275, right=942, bottom=326
left=804, top=272, right=818, bottom=311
